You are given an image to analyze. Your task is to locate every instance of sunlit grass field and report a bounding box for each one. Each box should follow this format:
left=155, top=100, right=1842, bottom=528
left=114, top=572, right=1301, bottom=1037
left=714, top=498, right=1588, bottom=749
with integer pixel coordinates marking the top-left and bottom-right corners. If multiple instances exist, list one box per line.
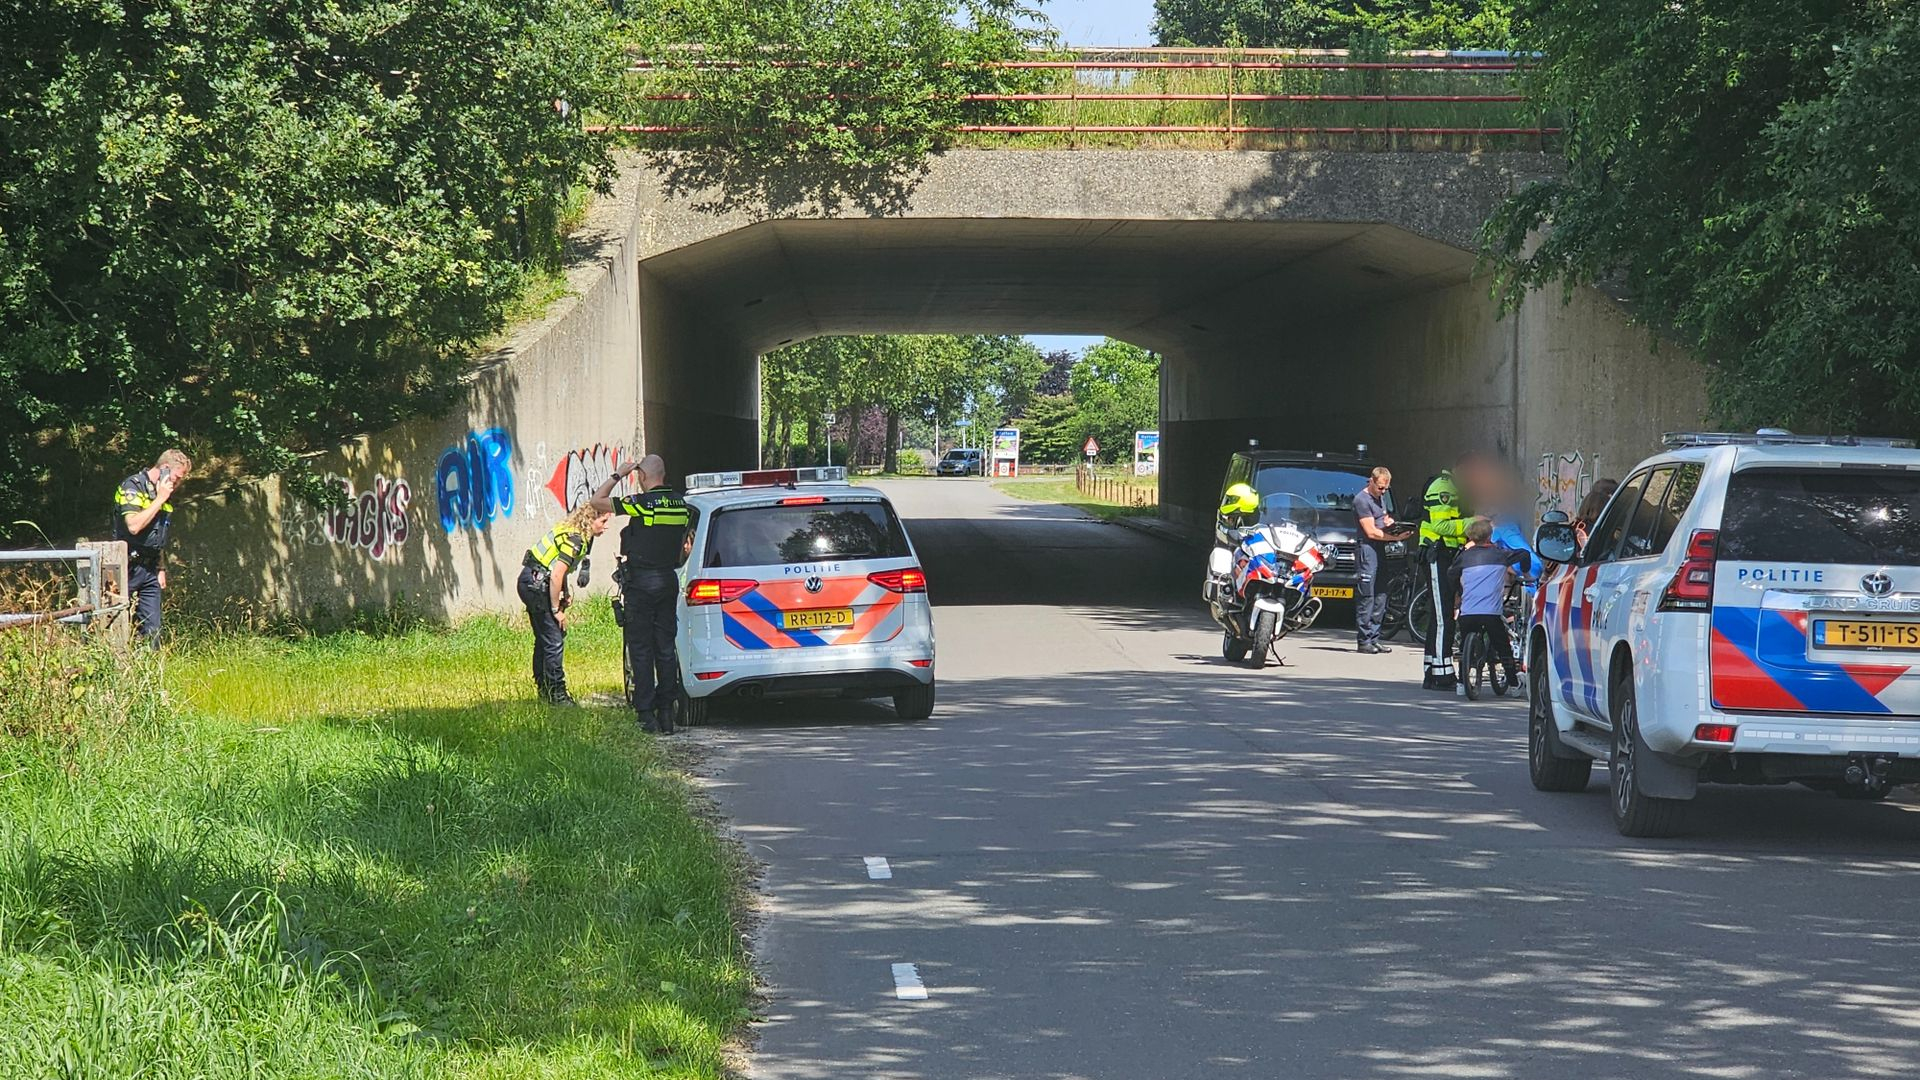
left=0, top=600, right=751, bottom=1079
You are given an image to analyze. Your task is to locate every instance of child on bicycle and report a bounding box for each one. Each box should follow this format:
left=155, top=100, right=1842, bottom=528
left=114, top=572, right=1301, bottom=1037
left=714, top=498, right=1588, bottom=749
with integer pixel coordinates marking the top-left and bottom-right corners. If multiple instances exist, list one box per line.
left=1450, top=517, right=1530, bottom=688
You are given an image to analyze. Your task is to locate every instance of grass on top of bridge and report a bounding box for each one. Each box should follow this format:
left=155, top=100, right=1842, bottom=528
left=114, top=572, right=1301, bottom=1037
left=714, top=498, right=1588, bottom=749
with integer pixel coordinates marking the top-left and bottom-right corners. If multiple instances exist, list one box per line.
left=0, top=600, right=752, bottom=1080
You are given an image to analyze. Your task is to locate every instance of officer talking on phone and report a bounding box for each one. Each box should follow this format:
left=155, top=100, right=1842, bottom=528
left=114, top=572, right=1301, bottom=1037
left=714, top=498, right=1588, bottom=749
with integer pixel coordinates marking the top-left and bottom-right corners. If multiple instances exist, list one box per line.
left=112, top=449, right=192, bottom=642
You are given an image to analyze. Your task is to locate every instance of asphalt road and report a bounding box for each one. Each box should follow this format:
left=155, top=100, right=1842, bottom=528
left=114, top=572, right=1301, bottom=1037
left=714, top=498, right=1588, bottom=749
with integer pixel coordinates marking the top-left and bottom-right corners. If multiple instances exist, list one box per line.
left=695, top=477, right=1920, bottom=1080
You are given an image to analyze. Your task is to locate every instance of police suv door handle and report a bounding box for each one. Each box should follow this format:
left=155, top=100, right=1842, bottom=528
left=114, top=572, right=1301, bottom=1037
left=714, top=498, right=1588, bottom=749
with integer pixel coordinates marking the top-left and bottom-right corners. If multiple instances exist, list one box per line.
left=1583, top=587, right=1599, bottom=601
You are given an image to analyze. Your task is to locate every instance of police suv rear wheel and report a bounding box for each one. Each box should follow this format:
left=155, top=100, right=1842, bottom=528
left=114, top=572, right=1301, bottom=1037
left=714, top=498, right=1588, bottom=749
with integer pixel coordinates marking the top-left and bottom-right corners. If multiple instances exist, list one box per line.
left=1609, top=675, right=1683, bottom=838
left=895, top=681, right=936, bottom=720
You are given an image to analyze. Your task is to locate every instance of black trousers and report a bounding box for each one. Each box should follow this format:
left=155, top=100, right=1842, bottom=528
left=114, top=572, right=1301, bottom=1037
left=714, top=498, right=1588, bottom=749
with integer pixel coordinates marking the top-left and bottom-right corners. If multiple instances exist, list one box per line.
left=517, top=566, right=567, bottom=697
left=623, top=567, right=680, bottom=715
left=1423, top=544, right=1459, bottom=680
left=1354, top=542, right=1386, bottom=647
left=1458, top=613, right=1517, bottom=672
left=128, top=562, right=163, bottom=642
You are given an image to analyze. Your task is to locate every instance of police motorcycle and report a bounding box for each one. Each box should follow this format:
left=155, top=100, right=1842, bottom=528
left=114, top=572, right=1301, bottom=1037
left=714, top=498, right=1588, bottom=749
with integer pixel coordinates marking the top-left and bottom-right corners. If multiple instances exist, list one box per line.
left=1204, top=485, right=1330, bottom=668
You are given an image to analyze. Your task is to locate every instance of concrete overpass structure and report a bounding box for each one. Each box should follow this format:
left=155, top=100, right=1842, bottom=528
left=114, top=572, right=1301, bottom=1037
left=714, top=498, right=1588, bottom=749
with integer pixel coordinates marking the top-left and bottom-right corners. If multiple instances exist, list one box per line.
left=183, top=148, right=1705, bottom=619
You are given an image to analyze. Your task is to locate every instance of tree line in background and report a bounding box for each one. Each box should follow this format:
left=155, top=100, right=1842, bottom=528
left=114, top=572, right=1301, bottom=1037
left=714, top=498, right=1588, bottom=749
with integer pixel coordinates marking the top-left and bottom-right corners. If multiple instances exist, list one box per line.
left=1483, top=0, right=1920, bottom=438
left=761, top=335, right=1159, bottom=470
left=6, top=0, right=1917, bottom=540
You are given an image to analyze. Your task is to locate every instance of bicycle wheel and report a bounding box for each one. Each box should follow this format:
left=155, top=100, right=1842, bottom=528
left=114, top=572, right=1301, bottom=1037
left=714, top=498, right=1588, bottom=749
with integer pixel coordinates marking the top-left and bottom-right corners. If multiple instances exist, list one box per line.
left=1380, top=576, right=1410, bottom=639
left=1408, top=586, right=1433, bottom=647
left=1462, top=632, right=1485, bottom=701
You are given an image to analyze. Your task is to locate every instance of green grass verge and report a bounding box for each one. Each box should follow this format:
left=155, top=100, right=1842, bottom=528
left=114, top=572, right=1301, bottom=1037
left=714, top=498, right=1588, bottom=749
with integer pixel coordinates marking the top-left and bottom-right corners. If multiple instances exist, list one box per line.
left=0, top=600, right=751, bottom=1079
left=993, top=477, right=1155, bottom=521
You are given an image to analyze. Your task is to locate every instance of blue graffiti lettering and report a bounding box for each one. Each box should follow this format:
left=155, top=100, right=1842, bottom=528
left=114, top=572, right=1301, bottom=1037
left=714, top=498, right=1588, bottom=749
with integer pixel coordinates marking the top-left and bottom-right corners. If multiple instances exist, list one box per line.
left=436, top=427, right=515, bottom=532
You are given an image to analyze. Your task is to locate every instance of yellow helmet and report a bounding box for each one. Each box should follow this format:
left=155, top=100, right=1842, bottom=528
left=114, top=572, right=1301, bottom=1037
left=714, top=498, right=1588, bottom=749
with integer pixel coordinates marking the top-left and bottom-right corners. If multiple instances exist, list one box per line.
left=1219, top=482, right=1259, bottom=516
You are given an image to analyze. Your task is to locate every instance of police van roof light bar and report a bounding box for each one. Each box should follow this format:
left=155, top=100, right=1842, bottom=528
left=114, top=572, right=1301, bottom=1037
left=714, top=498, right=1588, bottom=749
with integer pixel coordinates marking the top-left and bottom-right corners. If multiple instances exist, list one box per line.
left=685, top=466, right=849, bottom=493
left=1661, top=431, right=1916, bottom=450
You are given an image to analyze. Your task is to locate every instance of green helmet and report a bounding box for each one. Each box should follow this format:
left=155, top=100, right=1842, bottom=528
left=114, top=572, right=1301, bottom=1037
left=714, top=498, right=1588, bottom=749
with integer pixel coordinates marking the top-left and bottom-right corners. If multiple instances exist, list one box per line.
left=1219, top=482, right=1259, bottom=516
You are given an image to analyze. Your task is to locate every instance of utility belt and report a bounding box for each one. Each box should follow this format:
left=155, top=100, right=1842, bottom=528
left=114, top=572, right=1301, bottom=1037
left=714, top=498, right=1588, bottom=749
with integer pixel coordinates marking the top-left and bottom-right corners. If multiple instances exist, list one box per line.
left=521, top=555, right=554, bottom=579
left=128, top=549, right=163, bottom=571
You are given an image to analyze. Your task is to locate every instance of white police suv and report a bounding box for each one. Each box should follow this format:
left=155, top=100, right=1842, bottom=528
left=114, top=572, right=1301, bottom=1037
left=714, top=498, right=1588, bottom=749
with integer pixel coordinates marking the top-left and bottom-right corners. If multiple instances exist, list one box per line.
left=675, top=467, right=936, bottom=725
left=1526, top=431, right=1920, bottom=836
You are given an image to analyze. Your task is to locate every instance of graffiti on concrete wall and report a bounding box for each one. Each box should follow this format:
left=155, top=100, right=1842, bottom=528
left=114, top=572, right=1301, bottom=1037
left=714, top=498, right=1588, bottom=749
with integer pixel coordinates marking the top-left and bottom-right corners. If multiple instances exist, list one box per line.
left=436, top=427, right=515, bottom=532
left=543, top=442, right=631, bottom=511
left=1536, top=451, right=1603, bottom=517
left=323, top=473, right=412, bottom=559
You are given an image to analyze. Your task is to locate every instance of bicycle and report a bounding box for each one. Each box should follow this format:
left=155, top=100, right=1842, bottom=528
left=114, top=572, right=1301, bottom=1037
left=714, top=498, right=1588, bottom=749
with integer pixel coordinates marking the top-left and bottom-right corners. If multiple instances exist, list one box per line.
left=1460, top=580, right=1528, bottom=701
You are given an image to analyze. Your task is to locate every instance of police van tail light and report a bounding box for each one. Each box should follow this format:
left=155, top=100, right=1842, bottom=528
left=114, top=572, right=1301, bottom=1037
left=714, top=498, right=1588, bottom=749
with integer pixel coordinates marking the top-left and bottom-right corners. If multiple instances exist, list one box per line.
left=687, top=579, right=758, bottom=605
left=868, top=567, right=927, bottom=594
left=1658, top=530, right=1719, bottom=612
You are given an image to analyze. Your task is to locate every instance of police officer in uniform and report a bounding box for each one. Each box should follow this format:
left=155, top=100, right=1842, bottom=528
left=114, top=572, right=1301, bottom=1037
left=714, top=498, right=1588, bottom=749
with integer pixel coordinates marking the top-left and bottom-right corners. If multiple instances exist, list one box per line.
left=1419, top=455, right=1475, bottom=691
left=112, top=449, right=192, bottom=642
left=519, top=503, right=613, bottom=706
left=592, top=455, right=690, bottom=733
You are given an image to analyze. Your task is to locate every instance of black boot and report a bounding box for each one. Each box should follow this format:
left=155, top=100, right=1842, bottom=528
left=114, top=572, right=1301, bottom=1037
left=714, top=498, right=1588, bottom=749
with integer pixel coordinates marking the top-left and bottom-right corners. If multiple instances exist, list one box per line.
left=638, top=709, right=659, bottom=733
left=549, top=687, right=577, bottom=707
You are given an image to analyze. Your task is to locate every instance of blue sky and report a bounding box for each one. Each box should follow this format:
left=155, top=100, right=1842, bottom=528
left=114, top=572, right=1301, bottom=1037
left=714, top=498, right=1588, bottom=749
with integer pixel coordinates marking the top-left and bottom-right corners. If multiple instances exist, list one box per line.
left=1022, top=1, right=1158, bottom=357
left=1042, top=0, right=1156, bottom=45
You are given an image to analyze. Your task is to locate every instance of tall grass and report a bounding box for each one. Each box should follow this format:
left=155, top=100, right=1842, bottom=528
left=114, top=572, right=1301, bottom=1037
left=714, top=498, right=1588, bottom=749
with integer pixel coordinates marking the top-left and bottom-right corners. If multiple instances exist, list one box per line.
left=0, top=601, right=751, bottom=1079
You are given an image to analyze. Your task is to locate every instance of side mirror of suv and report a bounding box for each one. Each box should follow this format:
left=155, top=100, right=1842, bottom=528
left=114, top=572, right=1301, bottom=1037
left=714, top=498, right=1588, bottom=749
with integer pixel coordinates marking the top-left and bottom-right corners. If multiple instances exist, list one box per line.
left=1535, top=514, right=1579, bottom=565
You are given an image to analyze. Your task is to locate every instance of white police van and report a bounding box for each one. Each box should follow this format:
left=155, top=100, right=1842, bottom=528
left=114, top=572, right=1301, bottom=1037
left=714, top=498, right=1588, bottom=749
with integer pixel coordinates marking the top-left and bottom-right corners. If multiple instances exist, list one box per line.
left=1526, top=431, right=1920, bottom=836
left=674, top=467, right=936, bottom=726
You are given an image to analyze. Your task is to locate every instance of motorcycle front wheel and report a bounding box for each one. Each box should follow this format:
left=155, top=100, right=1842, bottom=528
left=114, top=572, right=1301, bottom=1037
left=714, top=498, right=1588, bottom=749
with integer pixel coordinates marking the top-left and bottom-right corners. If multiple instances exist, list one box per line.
left=1249, top=609, right=1277, bottom=669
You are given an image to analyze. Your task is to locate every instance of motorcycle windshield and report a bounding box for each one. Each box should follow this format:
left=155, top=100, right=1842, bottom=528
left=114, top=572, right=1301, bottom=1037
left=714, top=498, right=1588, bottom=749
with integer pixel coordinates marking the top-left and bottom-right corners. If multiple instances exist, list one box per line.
left=1257, top=493, right=1338, bottom=537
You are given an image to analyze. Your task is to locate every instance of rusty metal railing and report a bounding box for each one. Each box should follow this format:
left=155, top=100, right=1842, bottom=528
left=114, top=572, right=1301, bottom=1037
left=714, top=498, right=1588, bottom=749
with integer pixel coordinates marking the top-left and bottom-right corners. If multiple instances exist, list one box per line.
left=0, top=542, right=131, bottom=649
left=600, top=48, right=1557, bottom=145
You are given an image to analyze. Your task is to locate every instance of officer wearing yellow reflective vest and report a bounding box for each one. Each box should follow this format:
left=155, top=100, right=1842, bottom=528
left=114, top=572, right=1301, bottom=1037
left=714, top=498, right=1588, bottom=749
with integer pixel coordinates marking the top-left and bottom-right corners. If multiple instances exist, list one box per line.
left=519, top=503, right=614, bottom=706
left=1419, top=455, right=1483, bottom=691
left=591, top=454, right=691, bottom=734
left=112, top=449, right=192, bottom=642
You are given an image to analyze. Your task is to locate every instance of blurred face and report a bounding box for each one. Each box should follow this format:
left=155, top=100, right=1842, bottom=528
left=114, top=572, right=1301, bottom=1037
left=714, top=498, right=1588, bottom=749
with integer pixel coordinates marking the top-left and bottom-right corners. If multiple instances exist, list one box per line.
left=590, top=512, right=614, bottom=536
left=1371, top=471, right=1391, bottom=495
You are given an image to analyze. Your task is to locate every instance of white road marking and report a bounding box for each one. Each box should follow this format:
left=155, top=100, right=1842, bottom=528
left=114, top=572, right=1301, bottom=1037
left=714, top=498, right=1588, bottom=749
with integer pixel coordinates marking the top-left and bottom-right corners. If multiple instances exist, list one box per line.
left=891, top=962, right=928, bottom=1001
left=864, top=856, right=893, bottom=880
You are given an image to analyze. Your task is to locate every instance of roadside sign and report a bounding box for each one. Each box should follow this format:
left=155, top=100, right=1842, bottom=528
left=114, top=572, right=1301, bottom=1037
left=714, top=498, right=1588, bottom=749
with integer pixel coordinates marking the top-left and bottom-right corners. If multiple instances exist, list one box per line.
left=1082, top=436, right=1101, bottom=458
left=1133, top=430, right=1160, bottom=476
left=992, top=427, right=1021, bottom=478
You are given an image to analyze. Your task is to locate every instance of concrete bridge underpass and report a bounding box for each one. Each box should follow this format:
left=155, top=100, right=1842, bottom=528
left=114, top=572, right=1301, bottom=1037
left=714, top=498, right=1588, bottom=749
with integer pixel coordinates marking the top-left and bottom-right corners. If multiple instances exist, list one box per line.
left=633, top=149, right=1704, bottom=530
left=184, top=148, right=1706, bottom=618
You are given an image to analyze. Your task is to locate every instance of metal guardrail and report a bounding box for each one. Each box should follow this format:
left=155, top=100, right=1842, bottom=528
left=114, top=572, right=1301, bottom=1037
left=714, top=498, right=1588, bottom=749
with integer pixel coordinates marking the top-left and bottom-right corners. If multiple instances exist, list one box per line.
left=0, top=542, right=131, bottom=650
left=599, top=47, right=1556, bottom=144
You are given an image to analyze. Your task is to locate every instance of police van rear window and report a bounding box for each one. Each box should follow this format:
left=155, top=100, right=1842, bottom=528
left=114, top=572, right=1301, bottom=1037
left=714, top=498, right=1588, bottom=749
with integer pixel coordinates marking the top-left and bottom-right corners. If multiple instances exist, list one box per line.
left=1720, top=468, right=1920, bottom=565
left=705, top=500, right=911, bottom=567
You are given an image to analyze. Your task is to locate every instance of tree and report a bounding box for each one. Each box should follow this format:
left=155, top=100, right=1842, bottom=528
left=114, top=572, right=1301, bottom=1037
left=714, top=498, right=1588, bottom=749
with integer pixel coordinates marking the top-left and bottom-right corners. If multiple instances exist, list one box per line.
left=1152, top=0, right=1512, bottom=49
left=1015, top=393, right=1083, bottom=464
left=0, top=0, right=626, bottom=532
left=1482, top=0, right=1920, bottom=437
left=634, top=0, right=1047, bottom=203
left=1069, top=340, right=1160, bottom=464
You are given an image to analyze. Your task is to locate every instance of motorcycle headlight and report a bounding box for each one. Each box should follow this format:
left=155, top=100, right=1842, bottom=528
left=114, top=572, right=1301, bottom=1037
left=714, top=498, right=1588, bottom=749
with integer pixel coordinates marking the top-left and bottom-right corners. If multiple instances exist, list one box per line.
left=1385, top=540, right=1408, bottom=559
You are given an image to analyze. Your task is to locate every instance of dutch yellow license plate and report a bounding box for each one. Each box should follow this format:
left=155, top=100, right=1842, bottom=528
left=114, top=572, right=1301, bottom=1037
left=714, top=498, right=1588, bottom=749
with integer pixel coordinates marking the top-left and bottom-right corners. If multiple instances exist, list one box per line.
left=1311, top=585, right=1355, bottom=600
left=1814, top=620, right=1920, bottom=651
left=783, top=608, right=854, bottom=630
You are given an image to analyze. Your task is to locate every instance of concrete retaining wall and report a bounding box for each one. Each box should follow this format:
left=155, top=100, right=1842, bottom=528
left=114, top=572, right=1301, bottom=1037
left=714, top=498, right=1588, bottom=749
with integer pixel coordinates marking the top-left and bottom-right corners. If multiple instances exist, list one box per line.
left=176, top=168, right=646, bottom=622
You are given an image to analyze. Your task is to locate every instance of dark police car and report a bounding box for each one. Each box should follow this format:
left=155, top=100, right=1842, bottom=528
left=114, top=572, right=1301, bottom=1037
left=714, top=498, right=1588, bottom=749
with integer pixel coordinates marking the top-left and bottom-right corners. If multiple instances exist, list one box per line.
left=1204, top=444, right=1407, bottom=607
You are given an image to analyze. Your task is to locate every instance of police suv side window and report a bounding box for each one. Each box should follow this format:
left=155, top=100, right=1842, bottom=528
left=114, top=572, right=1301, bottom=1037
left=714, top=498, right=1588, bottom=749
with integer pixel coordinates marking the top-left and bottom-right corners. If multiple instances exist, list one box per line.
left=1583, top=471, right=1649, bottom=564
left=1649, top=463, right=1703, bottom=556
left=1620, top=467, right=1676, bottom=559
